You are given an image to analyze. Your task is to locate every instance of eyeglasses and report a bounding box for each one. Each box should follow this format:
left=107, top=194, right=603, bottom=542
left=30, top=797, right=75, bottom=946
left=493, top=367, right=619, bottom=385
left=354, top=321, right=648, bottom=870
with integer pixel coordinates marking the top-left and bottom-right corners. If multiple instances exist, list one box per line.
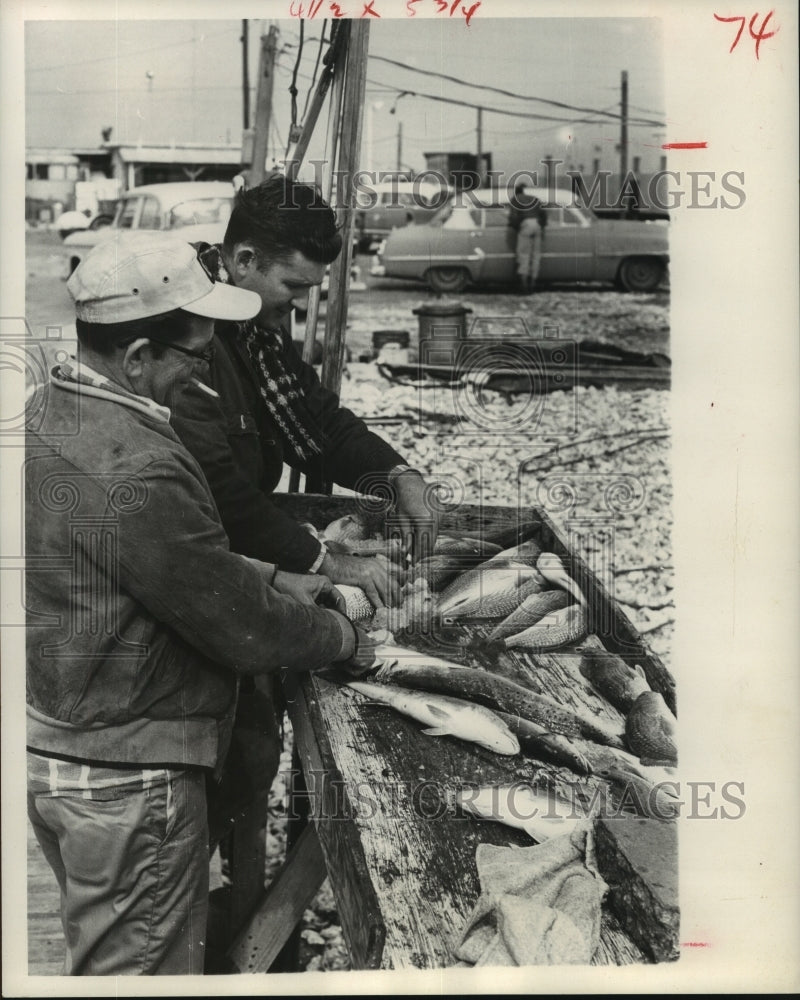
left=145, top=338, right=216, bottom=365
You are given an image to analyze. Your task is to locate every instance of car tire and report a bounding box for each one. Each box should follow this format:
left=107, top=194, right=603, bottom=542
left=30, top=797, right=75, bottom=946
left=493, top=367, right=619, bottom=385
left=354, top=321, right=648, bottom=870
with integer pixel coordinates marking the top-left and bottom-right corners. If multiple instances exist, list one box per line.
left=426, top=266, right=470, bottom=294
left=617, top=257, right=665, bottom=292
left=88, top=214, right=114, bottom=231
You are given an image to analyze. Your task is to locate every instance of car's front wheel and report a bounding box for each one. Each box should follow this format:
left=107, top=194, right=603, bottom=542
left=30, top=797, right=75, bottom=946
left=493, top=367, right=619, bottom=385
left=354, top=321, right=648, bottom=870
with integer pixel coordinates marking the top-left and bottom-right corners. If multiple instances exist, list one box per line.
left=617, top=257, right=665, bottom=292
left=426, top=266, right=470, bottom=294
left=88, top=214, right=114, bottom=231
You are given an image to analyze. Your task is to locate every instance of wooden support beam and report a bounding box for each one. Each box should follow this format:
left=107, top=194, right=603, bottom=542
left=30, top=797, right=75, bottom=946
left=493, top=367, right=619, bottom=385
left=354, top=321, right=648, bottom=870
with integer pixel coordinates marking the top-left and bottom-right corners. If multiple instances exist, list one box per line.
left=250, top=27, right=279, bottom=186
left=225, top=821, right=327, bottom=974
left=288, top=26, right=348, bottom=495
left=285, top=22, right=349, bottom=182
left=320, top=21, right=371, bottom=404
left=304, top=22, right=370, bottom=495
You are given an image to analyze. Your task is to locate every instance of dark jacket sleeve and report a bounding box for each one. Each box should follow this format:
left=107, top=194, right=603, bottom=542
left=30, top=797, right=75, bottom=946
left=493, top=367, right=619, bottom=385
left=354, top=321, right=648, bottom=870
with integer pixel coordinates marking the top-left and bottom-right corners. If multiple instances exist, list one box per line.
left=284, top=330, right=407, bottom=491
left=170, top=378, right=323, bottom=572
left=113, top=450, right=347, bottom=675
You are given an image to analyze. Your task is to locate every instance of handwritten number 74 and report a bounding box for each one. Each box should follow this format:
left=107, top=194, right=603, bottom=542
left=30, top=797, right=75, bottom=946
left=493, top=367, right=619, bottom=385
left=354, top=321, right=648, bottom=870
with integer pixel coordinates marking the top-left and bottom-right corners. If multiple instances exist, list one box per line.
left=714, top=10, right=777, bottom=59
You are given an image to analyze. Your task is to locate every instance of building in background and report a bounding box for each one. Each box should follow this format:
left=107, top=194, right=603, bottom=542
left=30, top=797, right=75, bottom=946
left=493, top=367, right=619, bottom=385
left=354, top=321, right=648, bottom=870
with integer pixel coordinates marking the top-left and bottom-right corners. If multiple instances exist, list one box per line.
left=26, top=142, right=245, bottom=226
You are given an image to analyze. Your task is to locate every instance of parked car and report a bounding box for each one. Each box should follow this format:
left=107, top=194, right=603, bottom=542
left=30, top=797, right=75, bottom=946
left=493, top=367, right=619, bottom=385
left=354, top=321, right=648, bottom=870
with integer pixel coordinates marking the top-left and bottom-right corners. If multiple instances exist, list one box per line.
left=62, top=179, right=364, bottom=294
left=54, top=207, right=116, bottom=240
left=592, top=206, right=670, bottom=223
left=371, top=187, right=669, bottom=293
left=355, top=179, right=450, bottom=251
left=62, top=181, right=236, bottom=277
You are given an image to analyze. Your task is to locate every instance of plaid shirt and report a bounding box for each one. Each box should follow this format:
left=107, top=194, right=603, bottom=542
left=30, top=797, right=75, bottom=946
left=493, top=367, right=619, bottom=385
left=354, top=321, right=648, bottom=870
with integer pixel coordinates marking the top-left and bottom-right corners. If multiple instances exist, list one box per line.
left=196, top=243, right=323, bottom=465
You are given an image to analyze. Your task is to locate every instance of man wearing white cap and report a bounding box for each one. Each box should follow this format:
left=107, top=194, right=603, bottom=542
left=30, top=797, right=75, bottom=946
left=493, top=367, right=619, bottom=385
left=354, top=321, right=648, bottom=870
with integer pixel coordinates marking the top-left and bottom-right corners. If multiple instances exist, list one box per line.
left=25, top=232, right=371, bottom=976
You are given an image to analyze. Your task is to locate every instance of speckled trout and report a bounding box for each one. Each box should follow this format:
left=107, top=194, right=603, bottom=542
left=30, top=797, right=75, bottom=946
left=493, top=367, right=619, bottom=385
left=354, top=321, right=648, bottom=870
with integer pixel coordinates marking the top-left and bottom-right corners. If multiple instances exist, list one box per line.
left=345, top=679, right=520, bottom=756
left=374, top=645, right=626, bottom=750
left=437, top=561, right=547, bottom=621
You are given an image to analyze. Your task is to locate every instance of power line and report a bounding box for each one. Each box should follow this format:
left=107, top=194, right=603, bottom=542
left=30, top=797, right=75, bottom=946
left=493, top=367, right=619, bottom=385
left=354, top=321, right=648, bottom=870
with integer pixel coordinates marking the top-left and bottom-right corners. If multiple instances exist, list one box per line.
left=366, top=52, right=664, bottom=128
left=27, top=86, right=243, bottom=97
left=26, top=27, right=238, bottom=73
left=285, top=33, right=664, bottom=128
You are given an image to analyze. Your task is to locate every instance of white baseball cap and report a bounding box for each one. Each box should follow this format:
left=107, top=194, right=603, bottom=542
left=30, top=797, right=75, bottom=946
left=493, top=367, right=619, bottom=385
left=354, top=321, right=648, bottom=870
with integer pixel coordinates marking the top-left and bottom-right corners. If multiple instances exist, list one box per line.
left=67, top=231, right=260, bottom=323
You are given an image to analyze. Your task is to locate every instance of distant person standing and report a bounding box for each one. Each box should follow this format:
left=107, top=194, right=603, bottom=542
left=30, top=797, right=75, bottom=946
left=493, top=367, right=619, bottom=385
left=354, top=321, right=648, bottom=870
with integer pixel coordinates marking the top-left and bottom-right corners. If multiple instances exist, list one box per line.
left=508, top=182, right=547, bottom=294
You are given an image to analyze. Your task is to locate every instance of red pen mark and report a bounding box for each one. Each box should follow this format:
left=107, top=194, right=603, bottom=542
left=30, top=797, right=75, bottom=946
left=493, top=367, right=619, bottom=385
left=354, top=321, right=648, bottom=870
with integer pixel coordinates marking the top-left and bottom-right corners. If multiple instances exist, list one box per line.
left=406, top=0, right=423, bottom=12
left=329, top=1, right=347, bottom=15
left=662, top=142, right=708, bottom=150
left=462, top=1, right=481, bottom=25
left=361, top=0, right=380, bottom=15
left=748, top=10, right=777, bottom=58
left=714, top=10, right=777, bottom=59
left=289, top=0, right=324, bottom=17
left=714, top=13, right=747, bottom=50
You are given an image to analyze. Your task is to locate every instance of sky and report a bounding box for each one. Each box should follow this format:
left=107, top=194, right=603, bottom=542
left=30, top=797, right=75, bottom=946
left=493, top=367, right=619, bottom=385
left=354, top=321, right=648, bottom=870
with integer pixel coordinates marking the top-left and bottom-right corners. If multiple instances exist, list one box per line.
left=25, top=15, right=666, bottom=179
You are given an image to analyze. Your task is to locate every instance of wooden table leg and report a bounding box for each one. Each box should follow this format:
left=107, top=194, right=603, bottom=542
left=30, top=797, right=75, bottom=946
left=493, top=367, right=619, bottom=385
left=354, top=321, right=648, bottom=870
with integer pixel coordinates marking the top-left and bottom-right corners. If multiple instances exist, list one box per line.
left=269, top=744, right=310, bottom=972
left=226, top=820, right=327, bottom=973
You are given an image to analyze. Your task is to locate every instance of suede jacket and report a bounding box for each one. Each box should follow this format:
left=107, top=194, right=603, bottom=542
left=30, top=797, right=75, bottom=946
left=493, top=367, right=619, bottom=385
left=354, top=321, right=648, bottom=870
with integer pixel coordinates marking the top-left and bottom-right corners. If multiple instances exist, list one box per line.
left=169, top=321, right=406, bottom=572
left=25, top=364, right=350, bottom=771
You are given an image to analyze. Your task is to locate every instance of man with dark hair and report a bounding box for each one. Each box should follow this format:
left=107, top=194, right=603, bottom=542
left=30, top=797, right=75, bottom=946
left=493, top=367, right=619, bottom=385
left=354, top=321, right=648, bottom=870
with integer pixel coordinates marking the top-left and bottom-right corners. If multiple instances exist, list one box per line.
left=26, top=232, right=371, bottom=976
left=172, top=173, right=439, bottom=612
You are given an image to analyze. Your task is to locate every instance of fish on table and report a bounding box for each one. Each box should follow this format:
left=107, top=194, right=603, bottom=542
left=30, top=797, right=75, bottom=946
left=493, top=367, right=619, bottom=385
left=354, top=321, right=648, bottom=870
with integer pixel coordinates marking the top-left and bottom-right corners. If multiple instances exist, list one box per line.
left=436, top=562, right=547, bottom=622
left=502, top=603, right=589, bottom=652
left=486, top=589, right=570, bottom=641
left=452, top=782, right=584, bottom=842
left=433, top=534, right=504, bottom=557
left=322, top=512, right=371, bottom=544
left=579, top=648, right=651, bottom=714
left=374, top=645, right=626, bottom=750
left=413, top=553, right=482, bottom=592
left=335, top=584, right=376, bottom=623
left=494, top=711, right=594, bottom=775
left=344, top=679, right=520, bottom=756
left=536, top=552, right=588, bottom=608
left=483, top=538, right=543, bottom=568
left=625, top=691, right=678, bottom=766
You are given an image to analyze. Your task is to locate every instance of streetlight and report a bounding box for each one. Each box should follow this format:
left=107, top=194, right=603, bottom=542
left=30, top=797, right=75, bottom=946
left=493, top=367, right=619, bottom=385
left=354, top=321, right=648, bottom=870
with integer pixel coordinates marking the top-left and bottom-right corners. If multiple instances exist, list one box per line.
left=145, top=70, right=154, bottom=144
left=390, top=91, right=413, bottom=175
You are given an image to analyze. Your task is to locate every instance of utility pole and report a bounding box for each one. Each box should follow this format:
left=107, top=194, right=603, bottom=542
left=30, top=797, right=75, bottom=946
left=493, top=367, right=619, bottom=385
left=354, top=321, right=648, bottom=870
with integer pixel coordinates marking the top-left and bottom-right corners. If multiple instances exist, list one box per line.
left=476, top=107, right=483, bottom=185
left=250, top=26, right=279, bottom=185
left=396, top=120, right=403, bottom=173
left=241, top=20, right=250, bottom=130
left=620, top=70, right=629, bottom=180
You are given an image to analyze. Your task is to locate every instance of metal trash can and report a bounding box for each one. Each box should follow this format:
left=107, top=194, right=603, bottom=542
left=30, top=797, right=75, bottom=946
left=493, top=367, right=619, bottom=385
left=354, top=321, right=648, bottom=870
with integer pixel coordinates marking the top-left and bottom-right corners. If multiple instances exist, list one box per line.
left=413, top=302, right=473, bottom=367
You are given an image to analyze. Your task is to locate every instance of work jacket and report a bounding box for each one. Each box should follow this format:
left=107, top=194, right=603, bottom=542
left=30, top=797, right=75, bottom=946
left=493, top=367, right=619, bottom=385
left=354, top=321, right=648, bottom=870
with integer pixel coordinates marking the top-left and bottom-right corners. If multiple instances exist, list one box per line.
left=25, top=364, right=350, bottom=771
left=170, top=320, right=405, bottom=572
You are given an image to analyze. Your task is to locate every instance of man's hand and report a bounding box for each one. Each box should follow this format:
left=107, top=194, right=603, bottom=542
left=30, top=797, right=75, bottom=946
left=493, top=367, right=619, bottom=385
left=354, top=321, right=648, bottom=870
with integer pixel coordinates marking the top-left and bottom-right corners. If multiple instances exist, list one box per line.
left=273, top=569, right=346, bottom=613
left=391, top=470, right=439, bottom=563
left=320, top=551, right=405, bottom=608
left=339, top=625, right=381, bottom=676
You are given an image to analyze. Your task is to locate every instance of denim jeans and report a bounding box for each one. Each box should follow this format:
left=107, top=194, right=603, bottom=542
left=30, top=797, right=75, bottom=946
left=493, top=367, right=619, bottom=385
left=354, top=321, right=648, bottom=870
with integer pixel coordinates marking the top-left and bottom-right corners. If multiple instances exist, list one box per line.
left=28, top=759, right=209, bottom=975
